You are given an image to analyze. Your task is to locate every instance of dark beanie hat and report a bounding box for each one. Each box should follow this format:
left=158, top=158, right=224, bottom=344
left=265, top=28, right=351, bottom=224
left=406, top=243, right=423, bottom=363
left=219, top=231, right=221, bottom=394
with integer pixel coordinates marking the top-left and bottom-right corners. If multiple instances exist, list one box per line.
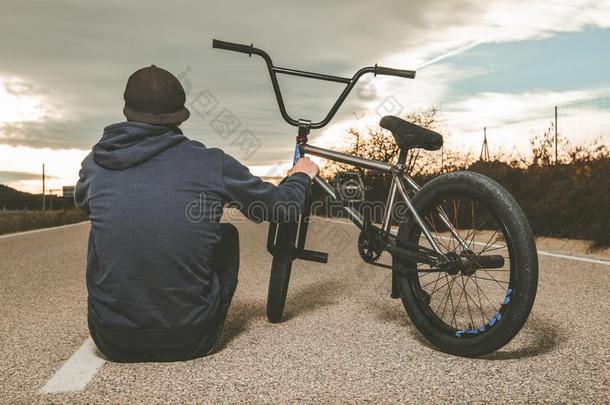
left=123, top=65, right=190, bottom=125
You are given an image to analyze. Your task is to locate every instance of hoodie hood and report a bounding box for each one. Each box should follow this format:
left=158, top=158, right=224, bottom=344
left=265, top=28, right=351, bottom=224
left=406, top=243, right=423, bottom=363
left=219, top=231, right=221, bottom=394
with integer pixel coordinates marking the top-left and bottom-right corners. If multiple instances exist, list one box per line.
left=93, top=121, right=186, bottom=170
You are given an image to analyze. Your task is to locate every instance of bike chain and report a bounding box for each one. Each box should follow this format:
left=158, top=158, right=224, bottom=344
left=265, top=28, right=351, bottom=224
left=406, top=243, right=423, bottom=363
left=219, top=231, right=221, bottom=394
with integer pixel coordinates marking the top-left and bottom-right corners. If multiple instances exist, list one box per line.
left=358, top=224, right=445, bottom=271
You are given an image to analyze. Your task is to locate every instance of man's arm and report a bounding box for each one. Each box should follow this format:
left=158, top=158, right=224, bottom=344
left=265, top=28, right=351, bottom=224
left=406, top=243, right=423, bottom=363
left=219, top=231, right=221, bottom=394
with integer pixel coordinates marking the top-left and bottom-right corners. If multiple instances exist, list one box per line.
left=221, top=153, right=319, bottom=223
left=74, top=159, right=91, bottom=216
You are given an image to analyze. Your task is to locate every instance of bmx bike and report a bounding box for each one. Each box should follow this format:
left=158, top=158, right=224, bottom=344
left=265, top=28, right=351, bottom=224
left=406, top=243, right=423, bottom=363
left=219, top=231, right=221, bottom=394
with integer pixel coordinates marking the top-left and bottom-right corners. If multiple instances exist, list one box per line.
left=213, top=39, right=538, bottom=357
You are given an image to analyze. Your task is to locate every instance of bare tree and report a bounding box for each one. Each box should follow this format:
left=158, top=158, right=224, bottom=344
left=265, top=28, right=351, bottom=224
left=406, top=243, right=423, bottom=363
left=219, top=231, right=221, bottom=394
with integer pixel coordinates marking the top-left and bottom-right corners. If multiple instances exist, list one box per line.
left=321, top=108, right=443, bottom=181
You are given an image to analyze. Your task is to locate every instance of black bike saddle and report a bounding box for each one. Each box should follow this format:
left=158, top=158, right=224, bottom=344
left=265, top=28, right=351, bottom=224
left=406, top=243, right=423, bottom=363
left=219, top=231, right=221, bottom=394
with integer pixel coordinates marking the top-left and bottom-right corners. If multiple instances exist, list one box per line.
left=380, top=115, right=443, bottom=151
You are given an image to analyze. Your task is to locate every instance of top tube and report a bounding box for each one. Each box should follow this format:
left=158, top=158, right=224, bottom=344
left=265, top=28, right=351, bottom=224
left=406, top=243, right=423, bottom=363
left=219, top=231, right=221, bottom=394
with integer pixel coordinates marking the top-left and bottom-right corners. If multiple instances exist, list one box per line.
left=212, top=39, right=416, bottom=130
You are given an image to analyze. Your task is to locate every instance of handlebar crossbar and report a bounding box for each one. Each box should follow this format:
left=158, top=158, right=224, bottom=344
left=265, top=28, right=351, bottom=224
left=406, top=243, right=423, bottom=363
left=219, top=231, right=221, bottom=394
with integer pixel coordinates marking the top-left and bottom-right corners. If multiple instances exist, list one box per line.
left=212, top=39, right=416, bottom=129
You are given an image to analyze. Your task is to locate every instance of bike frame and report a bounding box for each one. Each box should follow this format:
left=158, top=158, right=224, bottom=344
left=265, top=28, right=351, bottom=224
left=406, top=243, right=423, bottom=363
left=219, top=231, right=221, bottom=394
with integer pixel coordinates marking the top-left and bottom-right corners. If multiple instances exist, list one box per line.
left=302, top=144, right=450, bottom=256
left=212, top=39, right=468, bottom=259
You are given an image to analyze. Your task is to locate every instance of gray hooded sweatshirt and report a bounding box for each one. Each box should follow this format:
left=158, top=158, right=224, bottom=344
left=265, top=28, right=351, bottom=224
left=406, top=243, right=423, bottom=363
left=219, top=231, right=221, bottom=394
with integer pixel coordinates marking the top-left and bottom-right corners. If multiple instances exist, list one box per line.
left=75, top=121, right=309, bottom=349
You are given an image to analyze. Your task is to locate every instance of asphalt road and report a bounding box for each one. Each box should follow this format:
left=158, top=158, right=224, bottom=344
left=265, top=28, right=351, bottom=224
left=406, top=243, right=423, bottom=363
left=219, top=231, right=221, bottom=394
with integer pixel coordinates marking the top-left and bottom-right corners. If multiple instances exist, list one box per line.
left=0, top=217, right=608, bottom=403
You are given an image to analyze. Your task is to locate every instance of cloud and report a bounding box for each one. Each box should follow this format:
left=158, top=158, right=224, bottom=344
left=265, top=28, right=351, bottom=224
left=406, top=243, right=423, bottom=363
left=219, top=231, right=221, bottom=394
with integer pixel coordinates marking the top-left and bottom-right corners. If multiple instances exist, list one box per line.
left=0, top=170, right=57, bottom=183
left=315, top=62, right=488, bottom=149
left=0, top=144, right=87, bottom=193
left=1, top=0, right=610, bottom=180
left=388, top=0, right=610, bottom=70
left=0, top=118, right=100, bottom=150
left=317, top=83, right=610, bottom=162
left=440, top=86, right=610, bottom=153
left=0, top=77, right=49, bottom=124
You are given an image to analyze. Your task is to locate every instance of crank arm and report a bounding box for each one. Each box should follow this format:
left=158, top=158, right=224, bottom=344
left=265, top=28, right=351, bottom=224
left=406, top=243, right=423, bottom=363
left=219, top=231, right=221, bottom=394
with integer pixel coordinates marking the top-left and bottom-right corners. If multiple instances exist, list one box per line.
left=367, top=260, right=447, bottom=273
left=382, top=241, right=441, bottom=268
left=372, top=221, right=439, bottom=259
left=296, top=249, right=329, bottom=264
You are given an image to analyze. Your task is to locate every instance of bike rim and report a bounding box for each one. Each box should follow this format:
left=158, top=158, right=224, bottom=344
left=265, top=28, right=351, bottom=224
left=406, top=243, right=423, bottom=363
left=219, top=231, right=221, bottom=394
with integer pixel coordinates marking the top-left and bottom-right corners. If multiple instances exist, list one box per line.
left=410, top=194, right=515, bottom=338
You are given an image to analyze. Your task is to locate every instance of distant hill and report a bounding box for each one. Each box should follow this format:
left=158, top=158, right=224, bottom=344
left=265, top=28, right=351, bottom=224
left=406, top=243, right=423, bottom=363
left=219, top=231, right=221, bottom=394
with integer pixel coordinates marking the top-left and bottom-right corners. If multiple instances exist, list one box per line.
left=1, top=184, right=38, bottom=210
left=0, top=184, right=74, bottom=210
left=0, top=184, right=34, bottom=197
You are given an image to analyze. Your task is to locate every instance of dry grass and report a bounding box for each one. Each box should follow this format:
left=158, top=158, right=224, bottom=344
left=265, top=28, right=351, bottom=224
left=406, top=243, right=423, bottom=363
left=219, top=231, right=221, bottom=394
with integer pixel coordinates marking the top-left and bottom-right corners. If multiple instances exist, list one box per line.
left=0, top=210, right=88, bottom=236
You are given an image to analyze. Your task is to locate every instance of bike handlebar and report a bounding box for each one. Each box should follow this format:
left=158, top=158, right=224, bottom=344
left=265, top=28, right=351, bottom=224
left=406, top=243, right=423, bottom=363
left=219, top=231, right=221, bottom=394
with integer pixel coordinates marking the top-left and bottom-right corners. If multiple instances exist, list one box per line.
left=212, top=38, right=416, bottom=129
left=212, top=39, right=254, bottom=56
left=374, top=64, right=416, bottom=79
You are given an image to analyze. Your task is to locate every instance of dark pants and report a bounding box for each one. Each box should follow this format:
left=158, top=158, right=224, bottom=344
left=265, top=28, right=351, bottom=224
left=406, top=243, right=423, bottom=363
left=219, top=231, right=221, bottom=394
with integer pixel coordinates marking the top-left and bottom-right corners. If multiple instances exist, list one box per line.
left=89, top=223, right=240, bottom=362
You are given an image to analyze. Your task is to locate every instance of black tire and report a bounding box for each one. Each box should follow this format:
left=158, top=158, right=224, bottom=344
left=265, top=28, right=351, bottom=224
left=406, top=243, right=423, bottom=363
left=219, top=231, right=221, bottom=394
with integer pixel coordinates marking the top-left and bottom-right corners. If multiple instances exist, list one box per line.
left=267, top=222, right=297, bottom=323
left=393, top=171, right=538, bottom=357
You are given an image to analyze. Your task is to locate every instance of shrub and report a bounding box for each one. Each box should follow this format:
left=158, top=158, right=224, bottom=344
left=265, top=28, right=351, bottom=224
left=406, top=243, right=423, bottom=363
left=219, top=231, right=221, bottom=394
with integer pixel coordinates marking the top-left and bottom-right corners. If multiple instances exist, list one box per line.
left=316, top=111, right=610, bottom=247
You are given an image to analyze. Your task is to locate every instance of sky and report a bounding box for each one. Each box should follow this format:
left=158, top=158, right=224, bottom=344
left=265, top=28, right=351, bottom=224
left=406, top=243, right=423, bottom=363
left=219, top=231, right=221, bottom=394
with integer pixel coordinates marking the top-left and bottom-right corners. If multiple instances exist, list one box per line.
left=1, top=0, right=610, bottom=193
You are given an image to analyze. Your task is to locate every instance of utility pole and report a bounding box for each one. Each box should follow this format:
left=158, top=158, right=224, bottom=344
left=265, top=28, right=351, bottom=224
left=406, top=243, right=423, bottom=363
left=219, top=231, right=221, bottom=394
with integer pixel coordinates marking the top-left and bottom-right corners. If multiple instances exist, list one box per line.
left=480, top=127, right=490, bottom=162
left=554, top=106, right=558, bottom=164
left=42, top=163, right=46, bottom=211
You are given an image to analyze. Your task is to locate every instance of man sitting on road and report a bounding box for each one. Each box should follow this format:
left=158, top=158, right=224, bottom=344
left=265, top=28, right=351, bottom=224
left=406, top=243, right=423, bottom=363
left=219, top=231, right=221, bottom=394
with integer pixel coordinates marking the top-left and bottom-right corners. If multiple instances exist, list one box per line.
left=75, top=65, right=319, bottom=362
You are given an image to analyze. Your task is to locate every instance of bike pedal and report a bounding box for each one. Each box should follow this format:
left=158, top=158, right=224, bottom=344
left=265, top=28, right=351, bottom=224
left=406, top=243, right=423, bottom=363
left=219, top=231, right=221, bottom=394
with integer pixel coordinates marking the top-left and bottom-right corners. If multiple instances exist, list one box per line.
left=297, top=249, right=329, bottom=264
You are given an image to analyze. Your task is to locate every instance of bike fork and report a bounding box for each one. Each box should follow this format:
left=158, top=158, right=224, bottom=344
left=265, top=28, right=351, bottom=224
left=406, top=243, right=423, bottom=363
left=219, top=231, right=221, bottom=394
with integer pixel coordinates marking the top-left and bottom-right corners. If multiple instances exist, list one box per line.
left=266, top=123, right=329, bottom=265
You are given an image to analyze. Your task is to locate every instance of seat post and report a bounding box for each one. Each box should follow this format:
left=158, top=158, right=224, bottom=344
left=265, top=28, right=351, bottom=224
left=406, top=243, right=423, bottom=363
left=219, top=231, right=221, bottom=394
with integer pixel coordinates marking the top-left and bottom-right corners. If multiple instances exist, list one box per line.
left=397, top=149, right=407, bottom=165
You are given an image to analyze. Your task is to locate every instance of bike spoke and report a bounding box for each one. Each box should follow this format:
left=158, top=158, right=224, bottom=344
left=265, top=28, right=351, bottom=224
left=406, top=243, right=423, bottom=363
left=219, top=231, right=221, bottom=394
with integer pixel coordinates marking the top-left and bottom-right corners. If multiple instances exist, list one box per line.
left=460, top=276, right=477, bottom=330
left=479, top=230, right=501, bottom=253
left=425, top=214, right=450, bottom=252
left=471, top=276, right=488, bottom=324
left=439, top=276, right=457, bottom=320
left=410, top=195, right=513, bottom=335
left=447, top=277, right=459, bottom=329
left=450, top=275, right=466, bottom=329
left=429, top=275, right=455, bottom=297
left=471, top=275, right=509, bottom=284
left=420, top=272, right=443, bottom=289
left=466, top=200, right=477, bottom=251
left=471, top=276, right=501, bottom=309
left=476, top=244, right=507, bottom=253
left=481, top=269, right=508, bottom=289
left=436, top=275, right=451, bottom=313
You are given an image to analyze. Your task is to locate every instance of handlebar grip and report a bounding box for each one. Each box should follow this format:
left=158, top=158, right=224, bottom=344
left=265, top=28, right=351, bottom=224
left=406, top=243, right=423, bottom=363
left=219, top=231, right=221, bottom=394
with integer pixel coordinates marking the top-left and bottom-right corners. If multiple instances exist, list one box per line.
left=212, top=39, right=253, bottom=56
left=375, top=64, right=416, bottom=79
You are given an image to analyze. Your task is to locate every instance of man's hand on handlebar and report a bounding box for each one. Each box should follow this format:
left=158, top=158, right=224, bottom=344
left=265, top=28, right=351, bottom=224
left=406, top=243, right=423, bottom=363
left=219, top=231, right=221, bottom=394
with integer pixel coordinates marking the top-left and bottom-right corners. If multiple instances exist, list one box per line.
left=288, top=157, right=319, bottom=181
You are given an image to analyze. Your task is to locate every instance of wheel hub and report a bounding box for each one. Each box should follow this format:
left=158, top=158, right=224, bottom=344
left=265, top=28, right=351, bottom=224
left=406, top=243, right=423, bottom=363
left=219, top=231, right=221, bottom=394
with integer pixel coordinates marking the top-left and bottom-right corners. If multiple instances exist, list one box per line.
left=440, top=251, right=478, bottom=276
left=459, top=250, right=478, bottom=276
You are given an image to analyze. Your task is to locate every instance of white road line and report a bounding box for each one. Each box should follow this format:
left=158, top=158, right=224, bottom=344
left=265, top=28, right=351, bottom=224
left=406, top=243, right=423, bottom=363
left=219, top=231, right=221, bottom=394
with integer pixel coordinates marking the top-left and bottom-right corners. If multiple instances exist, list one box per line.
left=317, top=217, right=354, bottom=225
left=318, top=216, right=610, bottom=267
left=28, top=214, right=610, bottom=394
left=438, top=235, right=610, bottom=267
left=0, top=221, right=89, bottom=240
left=40, top=338, right=106, bottom=393
left=534, top=250, right=610, bottom=266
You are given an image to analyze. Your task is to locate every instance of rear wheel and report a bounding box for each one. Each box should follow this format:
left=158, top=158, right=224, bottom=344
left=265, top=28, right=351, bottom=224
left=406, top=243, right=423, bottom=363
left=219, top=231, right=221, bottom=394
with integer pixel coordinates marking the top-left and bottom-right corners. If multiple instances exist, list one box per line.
left=393, top=171, right=538, bottom=357
left=267, top=222, right=297, bottom=323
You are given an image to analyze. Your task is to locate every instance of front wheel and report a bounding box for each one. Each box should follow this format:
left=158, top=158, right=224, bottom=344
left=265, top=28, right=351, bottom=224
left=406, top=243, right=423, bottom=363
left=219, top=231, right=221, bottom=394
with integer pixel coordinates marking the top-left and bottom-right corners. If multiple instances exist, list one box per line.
left=267, top=222, right=297, bottom=323
left=393, top=171, right=538, bottom=357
